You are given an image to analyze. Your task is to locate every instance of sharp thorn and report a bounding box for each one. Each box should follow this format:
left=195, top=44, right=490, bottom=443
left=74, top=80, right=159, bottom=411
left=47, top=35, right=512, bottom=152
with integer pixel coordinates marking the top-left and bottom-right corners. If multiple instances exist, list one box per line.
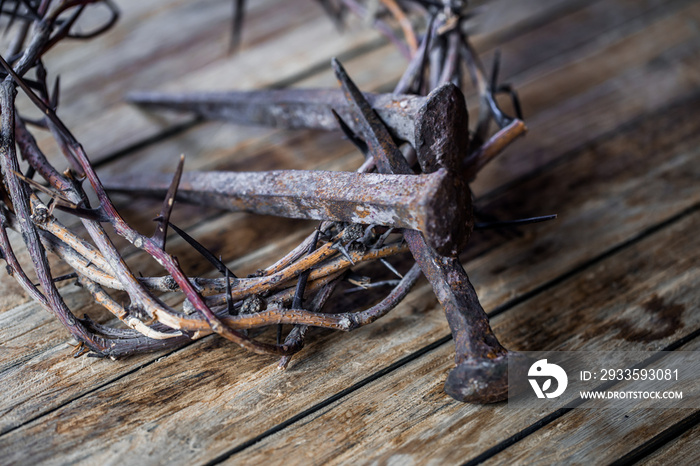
left=336, top=242, right=355, bottom=265
left=12, top=170, right=70, bottom=202
left=53, top=272, right=78, bottom=283
left=168, top=221, right=237, bottom=278
left=380, top=258, right=403, bottom=279
left=490, top=49, right=501, bottom=91
left=496, top=84, right=524, bottom=121
left=53, top=204, right=110, bottom=222
left=374, top=227, right=394, bottom=249
left=152, top=154, right=185, bottom=250
left=230, top=0, right=246, bottom=53
left=50, top=75, right=60, bottom=110
left=344, top=279, right=401, bottom=294
left=71, top=342, right=89, bottom=358
left=0, top=53, right=77, bottom=145
left=331, top=108, right=369, bottom=157
left=475, top=214, right=557, bottom=230
left=225, top=268, right=234, bottom=315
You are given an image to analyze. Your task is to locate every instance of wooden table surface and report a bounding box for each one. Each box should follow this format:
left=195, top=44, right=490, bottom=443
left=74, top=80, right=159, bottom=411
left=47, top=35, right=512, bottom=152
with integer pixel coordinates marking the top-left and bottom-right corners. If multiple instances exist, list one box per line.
left=1, top=0, right=699, bottom=464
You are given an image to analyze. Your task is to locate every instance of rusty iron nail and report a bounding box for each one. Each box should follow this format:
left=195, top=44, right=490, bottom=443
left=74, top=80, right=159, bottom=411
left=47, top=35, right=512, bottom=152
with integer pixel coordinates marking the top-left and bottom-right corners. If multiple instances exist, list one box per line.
left=128, top=82, right=473, bottom=172
left=127, top=88, right=424, bottom=145
left=103, top=167, right=470, bottom=256
left=332, top=57, right=523, bottom=403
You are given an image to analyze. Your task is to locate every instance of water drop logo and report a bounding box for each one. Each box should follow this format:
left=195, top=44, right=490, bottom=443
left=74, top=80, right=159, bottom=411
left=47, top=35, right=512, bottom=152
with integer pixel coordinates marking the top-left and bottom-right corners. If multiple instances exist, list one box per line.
left=528, top=359, right=568, bottom=399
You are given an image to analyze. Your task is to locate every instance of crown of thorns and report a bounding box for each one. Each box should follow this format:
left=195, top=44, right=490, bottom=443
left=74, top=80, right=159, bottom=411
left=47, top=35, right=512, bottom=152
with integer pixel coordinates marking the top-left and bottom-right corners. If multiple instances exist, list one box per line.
left=0, top=0, right=551, bottom=403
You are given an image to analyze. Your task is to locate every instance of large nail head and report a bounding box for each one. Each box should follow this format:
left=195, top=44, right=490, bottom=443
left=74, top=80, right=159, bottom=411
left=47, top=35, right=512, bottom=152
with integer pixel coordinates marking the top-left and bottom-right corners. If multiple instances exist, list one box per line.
left=444, top=351, right=527, bottom=403
left=414, top=83, right=469, bottom=175
left=423, top=170, right=473, bottom=257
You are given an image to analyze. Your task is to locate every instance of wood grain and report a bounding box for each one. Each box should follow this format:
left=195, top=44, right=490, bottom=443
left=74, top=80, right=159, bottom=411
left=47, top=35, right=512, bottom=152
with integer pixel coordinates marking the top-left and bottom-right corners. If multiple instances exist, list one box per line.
left=35, top=0, right=578, bottom=166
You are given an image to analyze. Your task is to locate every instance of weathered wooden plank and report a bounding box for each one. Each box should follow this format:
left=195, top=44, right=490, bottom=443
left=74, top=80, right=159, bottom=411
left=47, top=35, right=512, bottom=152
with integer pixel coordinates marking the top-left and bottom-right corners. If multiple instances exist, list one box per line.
left=2, top=0, right=696, bottom=462
left=24, top=0, right=385, bottom=172
left=38, top=0, right=337, bottom=118
left=471, top=0, right=700, bottom=194
left=491, top=0, right=683, bottom=79
left=637, top=420, right=700, bottom=466
left=1, top=77, right=697, bottom=464
left=229, top=198, right=700, bottom=466
left=99, top=0, right=700, bottom=250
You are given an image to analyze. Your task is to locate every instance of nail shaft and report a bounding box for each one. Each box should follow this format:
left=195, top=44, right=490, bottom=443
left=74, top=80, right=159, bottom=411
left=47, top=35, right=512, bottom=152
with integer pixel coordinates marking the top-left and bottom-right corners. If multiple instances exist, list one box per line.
left=104, top=168, right=466, bottom=254
left=127, top=89, right=423, bottom=143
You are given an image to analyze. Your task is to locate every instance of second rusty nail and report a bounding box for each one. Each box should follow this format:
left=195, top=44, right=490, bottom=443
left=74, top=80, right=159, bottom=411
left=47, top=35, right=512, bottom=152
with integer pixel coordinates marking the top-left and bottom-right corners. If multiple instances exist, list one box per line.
left=103, top=168, right=471, bottom=256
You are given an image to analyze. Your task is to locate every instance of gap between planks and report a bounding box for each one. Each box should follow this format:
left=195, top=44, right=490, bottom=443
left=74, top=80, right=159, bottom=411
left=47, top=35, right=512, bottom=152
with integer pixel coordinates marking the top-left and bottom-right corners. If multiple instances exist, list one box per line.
left=632, top=413, right=700, bottom=466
